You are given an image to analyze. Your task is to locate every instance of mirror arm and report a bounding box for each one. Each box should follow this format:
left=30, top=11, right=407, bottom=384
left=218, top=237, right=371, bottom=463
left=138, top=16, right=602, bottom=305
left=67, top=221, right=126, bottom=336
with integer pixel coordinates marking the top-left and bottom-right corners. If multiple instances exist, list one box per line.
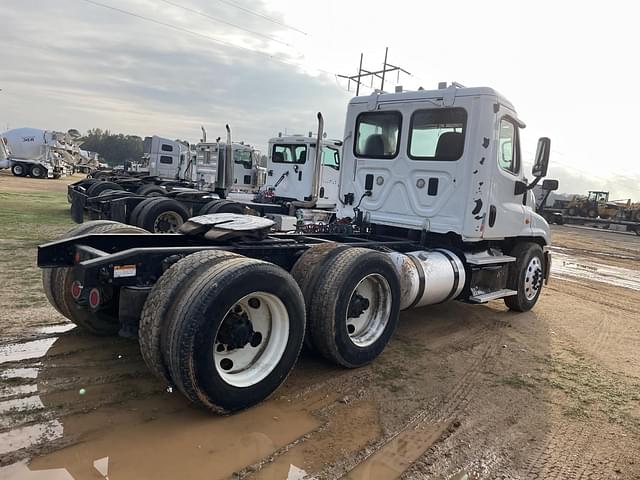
left=526, top=176, right=542, bottom=190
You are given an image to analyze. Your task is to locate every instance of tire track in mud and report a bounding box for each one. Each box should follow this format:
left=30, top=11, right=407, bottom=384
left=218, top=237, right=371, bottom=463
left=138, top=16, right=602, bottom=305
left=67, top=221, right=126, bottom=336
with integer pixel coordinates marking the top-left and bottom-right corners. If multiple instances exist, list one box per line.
left=328, top=317, right=511, bottom=479
left=523, top=421, right=626, bottom=480
left=243, top=312, right=512, bottom=480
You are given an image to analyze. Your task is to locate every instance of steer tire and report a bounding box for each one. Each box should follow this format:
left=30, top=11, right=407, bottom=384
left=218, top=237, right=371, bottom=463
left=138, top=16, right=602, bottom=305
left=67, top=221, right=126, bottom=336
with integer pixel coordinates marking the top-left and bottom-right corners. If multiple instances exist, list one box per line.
left=11, top=164, right=27, bottom=177
left=44, top=222, right=147, bottom=335
left=136, top=198, right=189, bottom=233
left=86, top=181, right=124, bottom=198
left=290, top=243, right=349, bottom=353
left=163, top=257, right=305, bottom=412
left=136, top=184, right=166, bottom=196
left=306, top=247, right=401, bottom=368
left=504, top=242, right=545, bottom=312
left=139, top=250, right=240, bottom=385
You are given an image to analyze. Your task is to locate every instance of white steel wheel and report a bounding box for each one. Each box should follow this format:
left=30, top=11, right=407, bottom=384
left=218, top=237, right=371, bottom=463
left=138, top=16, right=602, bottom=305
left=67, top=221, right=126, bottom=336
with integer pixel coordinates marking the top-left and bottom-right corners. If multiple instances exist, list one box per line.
left=213, top=291, right=290, bottom=388
left=523, top=256, right=543, bottom=301
left=346, top=273, right=392, bottom=348
left=153, top=211, right=183, bottom=233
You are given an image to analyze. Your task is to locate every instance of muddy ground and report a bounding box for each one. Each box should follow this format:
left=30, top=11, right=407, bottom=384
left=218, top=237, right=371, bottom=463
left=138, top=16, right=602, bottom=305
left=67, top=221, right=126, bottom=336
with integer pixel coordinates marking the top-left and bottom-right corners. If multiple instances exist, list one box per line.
left=0, top=172, right=639, bottom=479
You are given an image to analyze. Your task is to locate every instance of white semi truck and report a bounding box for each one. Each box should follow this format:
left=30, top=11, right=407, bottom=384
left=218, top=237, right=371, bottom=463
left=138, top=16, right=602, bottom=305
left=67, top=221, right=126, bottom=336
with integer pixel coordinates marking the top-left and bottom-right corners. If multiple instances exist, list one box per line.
left=38, top=83, right=552, bottom=414
left=68, top=121, right=343, bottom=233
left=1, top=128, right=78, bottom=178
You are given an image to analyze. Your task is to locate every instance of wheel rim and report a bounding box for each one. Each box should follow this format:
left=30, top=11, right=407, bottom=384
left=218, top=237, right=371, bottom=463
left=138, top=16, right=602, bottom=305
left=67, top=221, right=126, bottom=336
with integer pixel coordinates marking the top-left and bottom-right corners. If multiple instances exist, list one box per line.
left=346, top=273, right=392, bottom=347
left=213, top=292, right=289, bottom=388
left=524, top=256, right=543, bottom=301
left=33, top=167, right=42, bottom=177
left=153, top=211, right=183, bottom=232
left=14, top=165, right=23, bottom=175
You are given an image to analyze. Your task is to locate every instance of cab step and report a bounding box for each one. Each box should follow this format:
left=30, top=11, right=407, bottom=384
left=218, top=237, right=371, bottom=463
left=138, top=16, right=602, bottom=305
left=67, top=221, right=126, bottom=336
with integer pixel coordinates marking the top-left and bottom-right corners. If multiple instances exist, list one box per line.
left=469, top=289, right=517, bottom=303
left=465, top=251, right=516, bottom=265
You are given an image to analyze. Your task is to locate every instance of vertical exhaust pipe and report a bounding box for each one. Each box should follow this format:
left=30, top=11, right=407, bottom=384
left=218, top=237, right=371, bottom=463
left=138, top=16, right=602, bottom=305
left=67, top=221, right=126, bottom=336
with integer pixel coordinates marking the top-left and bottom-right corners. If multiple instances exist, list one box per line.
left=224, top=124, right=234, bottom=189
left=311, top=112, right=324, bottom=203
left=201, top=125, right=207, bottom=143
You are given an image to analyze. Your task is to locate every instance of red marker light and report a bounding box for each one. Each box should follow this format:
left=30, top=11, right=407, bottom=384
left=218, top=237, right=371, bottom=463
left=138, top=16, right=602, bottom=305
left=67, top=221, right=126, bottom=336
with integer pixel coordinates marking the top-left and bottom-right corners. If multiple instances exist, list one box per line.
left=71, top=281, right=83, bottom=300
left=74, top=250, right=81, bottom=263
left=88, top=289, right=101, bottom=309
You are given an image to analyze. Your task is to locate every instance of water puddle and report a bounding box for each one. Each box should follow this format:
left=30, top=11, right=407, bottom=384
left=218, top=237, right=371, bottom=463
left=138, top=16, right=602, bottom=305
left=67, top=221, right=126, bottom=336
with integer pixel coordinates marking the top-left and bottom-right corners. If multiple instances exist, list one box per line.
left=34, top=325, right=75, bottom=336
left=0, top=339, right=58, bottom=365
left=250, top=400, right=381, bottom=479
left=343, top=422, right=448, bottom=480
left=550, top=251, right=640, bottom=291
left=1, top=368, right=39, bottom=380
left=0, top=329, right=339, bottom=480
left=0, top=421, right=64, bottom=457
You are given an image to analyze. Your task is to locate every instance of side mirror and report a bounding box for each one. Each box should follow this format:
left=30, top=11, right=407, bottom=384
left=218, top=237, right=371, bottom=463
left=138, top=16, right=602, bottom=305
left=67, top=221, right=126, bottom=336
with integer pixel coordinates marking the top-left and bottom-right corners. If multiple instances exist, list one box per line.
left=542, top=179, right=559, bottom=191
left=532, top=137, right=551, bottom=178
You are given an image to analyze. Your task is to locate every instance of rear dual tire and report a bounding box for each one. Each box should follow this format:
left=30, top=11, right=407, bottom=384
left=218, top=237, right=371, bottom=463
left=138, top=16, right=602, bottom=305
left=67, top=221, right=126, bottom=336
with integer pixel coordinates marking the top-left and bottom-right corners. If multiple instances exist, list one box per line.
left=292, top=246, right=401, bottom=368
left=131, top=197, right=189, bottom=233
left=145, top=255, right=305, bottom=412
left=11, top=164, right=27, bottom=177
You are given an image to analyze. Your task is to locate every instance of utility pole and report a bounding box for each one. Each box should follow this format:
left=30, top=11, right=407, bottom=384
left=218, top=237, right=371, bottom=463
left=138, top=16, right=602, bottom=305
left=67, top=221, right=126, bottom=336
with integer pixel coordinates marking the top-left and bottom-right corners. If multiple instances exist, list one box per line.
left=338, top=48, right=410, bottom=95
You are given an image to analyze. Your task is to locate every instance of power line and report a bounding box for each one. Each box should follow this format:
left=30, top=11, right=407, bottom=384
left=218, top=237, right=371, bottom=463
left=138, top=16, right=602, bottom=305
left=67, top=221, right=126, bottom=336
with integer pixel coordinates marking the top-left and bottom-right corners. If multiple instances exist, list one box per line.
left=77, top=0, right=335, bottom=76
left=213, top=0, right=308, bottom=36
left=157, top=0, right=293, bottom=48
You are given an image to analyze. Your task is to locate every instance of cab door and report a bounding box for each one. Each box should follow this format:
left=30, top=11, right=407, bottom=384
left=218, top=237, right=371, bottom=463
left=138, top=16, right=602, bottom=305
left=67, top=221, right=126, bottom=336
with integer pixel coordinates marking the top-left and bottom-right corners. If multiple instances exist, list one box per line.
left=266, top=143, right=312, bottom=200
left=484, top=113, right=528, bottom=239
left=317, top=145, right=341, bottom=207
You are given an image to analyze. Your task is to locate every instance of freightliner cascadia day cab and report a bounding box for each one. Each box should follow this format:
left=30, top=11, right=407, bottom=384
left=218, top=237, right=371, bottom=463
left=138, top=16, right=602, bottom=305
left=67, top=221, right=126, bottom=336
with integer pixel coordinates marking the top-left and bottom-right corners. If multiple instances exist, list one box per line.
left=37, top=83, right=552, bottom=413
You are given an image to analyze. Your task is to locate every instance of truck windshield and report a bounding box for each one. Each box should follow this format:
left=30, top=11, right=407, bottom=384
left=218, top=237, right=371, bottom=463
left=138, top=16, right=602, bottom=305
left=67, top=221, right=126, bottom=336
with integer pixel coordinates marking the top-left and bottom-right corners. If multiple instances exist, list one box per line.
left=354, top=111, right=401, bottom=158
left=408, top=108, right=467, bottom=161
left=272, top=144, right=307, bottom=164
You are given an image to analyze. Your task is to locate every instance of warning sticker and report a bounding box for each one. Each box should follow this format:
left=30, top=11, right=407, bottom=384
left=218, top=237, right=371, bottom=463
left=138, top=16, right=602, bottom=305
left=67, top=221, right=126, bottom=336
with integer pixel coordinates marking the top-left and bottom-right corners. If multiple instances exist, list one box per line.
left=113, top=264, right=137, bottom=278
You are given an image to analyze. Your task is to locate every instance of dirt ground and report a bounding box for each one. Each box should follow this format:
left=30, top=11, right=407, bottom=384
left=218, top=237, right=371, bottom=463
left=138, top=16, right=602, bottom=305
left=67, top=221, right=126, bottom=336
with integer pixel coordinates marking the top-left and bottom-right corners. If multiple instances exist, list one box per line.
left=0, top=172, right=639, bottom=479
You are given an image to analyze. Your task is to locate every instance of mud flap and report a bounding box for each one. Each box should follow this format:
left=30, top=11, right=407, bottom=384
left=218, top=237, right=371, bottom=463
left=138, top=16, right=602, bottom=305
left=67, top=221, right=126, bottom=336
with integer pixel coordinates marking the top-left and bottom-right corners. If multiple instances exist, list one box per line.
left=70, top=198, right=85, bottom=224
left=118, top=286, right=151, bottom=339
left=543, top=250, right=551, bottom=284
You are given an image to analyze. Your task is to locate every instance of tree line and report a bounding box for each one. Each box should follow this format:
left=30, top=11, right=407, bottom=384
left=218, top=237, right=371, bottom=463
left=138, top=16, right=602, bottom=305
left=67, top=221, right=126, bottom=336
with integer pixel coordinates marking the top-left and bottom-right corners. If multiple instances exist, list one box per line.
left=80, top=129, right=144, bottom=166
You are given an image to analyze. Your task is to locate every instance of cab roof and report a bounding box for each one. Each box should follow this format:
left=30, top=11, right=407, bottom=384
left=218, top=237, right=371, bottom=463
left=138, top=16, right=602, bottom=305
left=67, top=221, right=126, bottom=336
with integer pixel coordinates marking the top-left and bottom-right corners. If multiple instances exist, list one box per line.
left=349, top=85, right=516, bottom=113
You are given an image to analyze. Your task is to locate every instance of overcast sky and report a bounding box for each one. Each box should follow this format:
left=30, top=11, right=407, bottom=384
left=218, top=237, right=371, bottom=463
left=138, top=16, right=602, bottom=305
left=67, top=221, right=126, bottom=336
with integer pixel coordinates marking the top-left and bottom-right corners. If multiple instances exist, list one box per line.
left=1, top=0, right=638, bottom=199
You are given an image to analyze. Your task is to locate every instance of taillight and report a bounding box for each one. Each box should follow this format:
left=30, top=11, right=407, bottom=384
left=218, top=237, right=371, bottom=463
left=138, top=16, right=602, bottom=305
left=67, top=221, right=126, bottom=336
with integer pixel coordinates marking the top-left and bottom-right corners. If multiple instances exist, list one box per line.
left=71, top=281, right=83, bottom=300
left=88, top=288, right=101, bottom=309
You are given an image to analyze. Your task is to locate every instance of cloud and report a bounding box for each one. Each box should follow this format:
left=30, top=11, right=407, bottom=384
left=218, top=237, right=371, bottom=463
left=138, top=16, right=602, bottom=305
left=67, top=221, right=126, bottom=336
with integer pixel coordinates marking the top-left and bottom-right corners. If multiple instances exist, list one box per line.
left=0, top=0, right=351, bottom=151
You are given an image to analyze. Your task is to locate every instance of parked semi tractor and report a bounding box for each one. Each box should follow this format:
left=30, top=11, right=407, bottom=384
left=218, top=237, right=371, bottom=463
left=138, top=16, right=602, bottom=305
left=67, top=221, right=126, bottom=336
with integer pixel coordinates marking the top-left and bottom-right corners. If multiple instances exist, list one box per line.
left=38, top=84, right=553, bottom=413
left=66, top=130, right=266, bottom=227
left=1, top=128, right=80, bottom=178
left=68, top=120, right=344, bottom=233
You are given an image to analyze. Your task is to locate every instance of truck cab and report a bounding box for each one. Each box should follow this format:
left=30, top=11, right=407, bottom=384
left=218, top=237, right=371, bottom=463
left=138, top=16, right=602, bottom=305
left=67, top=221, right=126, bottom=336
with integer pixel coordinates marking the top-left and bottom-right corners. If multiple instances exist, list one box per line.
left=192, top=141, right=265, bottom=192
left=144, top=136, right=189, bottom=180
left=338, top=85, right=550, bottom=245
left=265, top=134, right=342, bottom=209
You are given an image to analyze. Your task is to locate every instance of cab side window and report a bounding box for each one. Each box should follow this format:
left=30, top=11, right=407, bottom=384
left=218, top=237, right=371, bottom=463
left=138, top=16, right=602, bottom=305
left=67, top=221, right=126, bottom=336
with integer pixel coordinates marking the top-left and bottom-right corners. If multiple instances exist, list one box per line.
left=498, top=118, right=520, bottom=174
left=272, top=144, right=307, bottom=164
left=322, top=146, right=340, bottom=170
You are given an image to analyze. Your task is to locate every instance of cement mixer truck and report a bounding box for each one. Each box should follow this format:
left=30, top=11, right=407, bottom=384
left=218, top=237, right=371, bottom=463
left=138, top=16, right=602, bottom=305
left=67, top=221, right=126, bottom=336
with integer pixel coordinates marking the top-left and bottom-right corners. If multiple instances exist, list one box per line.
left=1, top=128, right=77, bottom=178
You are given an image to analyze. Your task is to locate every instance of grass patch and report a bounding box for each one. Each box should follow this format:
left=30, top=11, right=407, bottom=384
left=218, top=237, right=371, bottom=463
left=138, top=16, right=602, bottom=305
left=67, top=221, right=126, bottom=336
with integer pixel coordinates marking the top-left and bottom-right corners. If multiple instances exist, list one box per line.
left=498, top=373, right=537, bottom=390
left=0, top=191, right=72, bottom=242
